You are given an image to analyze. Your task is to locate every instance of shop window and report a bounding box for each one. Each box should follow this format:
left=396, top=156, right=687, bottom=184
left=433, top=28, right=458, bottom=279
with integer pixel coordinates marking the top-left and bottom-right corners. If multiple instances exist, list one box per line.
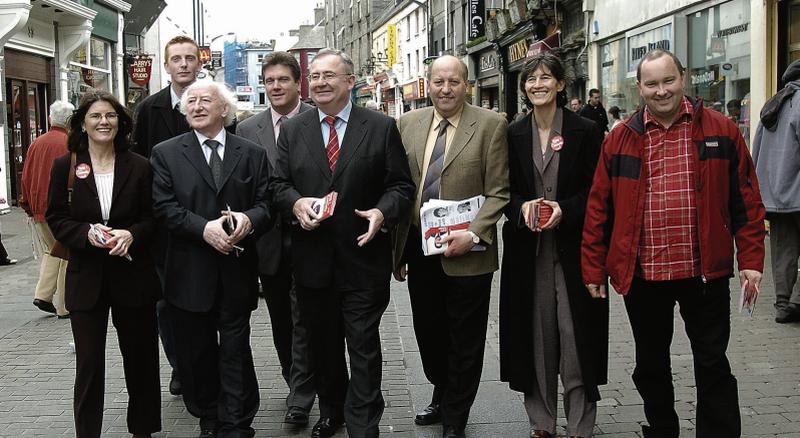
left=599, top=38, right=628, bottom=116
left=687, top=0, right=750, bottom=143
left=68, top=36, right=113, bottom=106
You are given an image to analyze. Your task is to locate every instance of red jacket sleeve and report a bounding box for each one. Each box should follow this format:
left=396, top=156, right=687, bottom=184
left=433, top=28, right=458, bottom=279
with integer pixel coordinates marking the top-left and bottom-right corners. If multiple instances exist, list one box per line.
left=731, top=129, right=766, bottom=273
left=581, top=134, right=614, bottom=285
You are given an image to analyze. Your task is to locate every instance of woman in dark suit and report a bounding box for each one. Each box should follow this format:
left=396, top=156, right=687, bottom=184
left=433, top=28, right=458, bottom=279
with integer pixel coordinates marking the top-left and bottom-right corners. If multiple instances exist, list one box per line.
left=46, top=90, right=161, bottom=438
left=499, top=52, right=608, bottom=438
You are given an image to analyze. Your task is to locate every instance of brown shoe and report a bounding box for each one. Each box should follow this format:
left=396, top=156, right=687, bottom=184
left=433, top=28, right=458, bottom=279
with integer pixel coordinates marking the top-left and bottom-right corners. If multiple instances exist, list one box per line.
left=531, top=431, right=553, bottom=438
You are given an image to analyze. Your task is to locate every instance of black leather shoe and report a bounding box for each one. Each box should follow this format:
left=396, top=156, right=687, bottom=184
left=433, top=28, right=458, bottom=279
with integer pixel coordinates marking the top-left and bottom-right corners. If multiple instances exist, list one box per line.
left=311, top=417, right=343, bottom=438
left=169, top=370, right=182, bottom=396
left=198, top=428, right=216, bottom=438
left=198, top=419, right=218, bottom=438
left=443, top=425, right=465, bottom=438
left=776, top=304, right=800, bottom=323
left=415, top=402, right=441, bottom=425
left=33, top=299, right=57, bottom=314
left=284, top=407, right=309, bottom=426
left=0, top=258, right=17, bottom=266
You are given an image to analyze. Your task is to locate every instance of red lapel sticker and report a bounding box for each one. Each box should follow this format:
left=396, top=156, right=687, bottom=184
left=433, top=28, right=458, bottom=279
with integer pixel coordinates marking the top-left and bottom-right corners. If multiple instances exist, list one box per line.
left=550, top=135, right=564, bottom=151
left=75, top=163, right=91, bottom=179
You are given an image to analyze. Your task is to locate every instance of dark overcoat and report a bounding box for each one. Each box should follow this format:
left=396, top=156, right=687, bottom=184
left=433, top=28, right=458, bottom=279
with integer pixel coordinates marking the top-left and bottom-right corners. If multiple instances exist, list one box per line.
left=499, top=109, right=609, bottom=401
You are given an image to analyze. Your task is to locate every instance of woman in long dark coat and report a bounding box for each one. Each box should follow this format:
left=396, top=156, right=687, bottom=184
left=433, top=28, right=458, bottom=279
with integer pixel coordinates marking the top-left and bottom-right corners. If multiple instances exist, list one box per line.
left=499, top=52, right=609, bottom=438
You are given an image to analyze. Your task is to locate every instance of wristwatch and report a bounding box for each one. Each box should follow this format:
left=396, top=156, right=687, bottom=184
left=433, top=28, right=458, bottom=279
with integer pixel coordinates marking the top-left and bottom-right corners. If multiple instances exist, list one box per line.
left=467, top=231, right=480, bottom=245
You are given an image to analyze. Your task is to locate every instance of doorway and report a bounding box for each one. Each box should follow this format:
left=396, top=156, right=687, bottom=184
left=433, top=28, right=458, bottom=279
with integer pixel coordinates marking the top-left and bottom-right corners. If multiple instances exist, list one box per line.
left=5, top=79, right=48, bottom=204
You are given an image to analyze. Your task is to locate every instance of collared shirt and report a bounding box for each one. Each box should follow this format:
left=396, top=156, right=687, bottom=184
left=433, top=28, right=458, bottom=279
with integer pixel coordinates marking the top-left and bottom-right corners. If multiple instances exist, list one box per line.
left=413, top=105, right=464, bottom=224
left=170, top=85, right=181, bottom=109
left=319, top=100, right=353, bottom=147
left=637, top=97, right=701, bottom=281
left=195, top=129, right=227, bottom=163
left=271, top=100, right=302, bottom=141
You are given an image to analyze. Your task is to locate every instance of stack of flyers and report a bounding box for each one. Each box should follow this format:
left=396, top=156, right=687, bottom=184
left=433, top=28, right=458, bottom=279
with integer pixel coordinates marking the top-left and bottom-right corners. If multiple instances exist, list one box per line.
left=525, top=202, right=553, bottom=229
left=89, top=224, right=132, bottom=261
left=738, top=279, right=759, bottom=317
left=311, top=191, right=338, bottom=222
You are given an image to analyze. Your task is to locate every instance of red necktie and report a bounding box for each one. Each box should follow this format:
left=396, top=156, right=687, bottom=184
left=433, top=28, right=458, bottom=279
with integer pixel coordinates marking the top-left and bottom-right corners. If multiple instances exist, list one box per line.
left=324, top=115, right=339, bottom=172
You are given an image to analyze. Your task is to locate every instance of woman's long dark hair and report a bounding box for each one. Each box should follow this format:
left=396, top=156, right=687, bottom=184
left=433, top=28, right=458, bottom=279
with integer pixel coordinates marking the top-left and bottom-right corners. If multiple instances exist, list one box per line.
left=67, top=89, right=133, bottom=153
left=519, top=51, right=569, bottom=109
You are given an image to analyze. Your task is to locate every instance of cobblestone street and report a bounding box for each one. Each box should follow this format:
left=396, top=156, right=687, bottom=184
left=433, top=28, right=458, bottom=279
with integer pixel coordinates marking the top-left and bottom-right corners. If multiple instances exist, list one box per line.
left=0, top=208, right=798, bottom=437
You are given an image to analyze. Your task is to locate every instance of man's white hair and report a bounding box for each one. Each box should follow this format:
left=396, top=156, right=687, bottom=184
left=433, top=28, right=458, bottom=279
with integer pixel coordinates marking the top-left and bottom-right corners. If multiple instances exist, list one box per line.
left=49, top=100, right=75, bottom=127
left=179, top=80, right=238, bottom=127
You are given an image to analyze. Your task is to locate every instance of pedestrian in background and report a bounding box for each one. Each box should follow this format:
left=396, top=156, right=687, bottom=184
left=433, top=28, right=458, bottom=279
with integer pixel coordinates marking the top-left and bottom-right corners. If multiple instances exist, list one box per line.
left=236, top=51, right=318, bottom=427
left=582, top=49, right=765, bottom=438
left=0, top=164, right=17, bottom=266
left=500, top=52, right=607, bottom=438
left=569, top=98, right=582, bottom=113
left=21, top=100, right=74, bottom=318
left=608, top=105, right=623, bottom=130
left=579, top=89, right=609, bottom=133
left=47, top=90, right=161, bottom=438
left=752, top=59, right=800, bottom=324
left=133, top=35, right=203, bottom=397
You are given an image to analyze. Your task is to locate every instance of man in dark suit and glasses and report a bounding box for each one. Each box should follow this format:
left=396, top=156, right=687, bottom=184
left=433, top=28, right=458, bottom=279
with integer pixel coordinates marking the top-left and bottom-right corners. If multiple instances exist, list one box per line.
left=235, top=51, right=317, bottom=427
left=132, top=35, right=202, bottom=396
left=271, top=48, right=415, bottom=438
left=151, top=81, right=271, bottom=438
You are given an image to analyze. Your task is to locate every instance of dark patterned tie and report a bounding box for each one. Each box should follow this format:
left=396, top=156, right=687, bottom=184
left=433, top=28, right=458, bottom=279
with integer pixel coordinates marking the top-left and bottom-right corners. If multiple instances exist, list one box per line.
left=205, top=139, right=223, bottom=188
left=324, top=115, right=340, bottom=172
left=421, top=118, right=450, bottom=203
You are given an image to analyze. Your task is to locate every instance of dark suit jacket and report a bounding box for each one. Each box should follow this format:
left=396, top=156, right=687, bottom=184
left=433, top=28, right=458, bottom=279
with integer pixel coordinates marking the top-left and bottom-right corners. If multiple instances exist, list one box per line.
left=150, top=131, right=271, bottom=313
left=499, top=109, right=608, bottom=401
left=270, top=105, right=415, bottom=290
left=133, top=86, right=237, bottom=158
left=133, top=86, right=189, bottom=158
left=46, top=150, right=161, bottom=311
left=236, top=103, right=314, bottom=275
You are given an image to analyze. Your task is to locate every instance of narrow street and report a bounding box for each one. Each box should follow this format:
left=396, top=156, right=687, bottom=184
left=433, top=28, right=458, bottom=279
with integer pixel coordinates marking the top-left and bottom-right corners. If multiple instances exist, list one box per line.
left=0, top=208, right=798, bottom=437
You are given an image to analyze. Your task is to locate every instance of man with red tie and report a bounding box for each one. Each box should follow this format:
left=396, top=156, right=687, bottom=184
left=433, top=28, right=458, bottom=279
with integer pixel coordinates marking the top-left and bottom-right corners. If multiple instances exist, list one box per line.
left=271, top=48, right=414, bottom=438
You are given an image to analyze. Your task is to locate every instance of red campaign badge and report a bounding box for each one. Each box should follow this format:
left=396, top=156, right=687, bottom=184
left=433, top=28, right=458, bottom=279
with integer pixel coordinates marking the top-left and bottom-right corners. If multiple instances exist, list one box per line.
left=75, top=163, right=91, bottom=179
left=550, top=135, right=564, bottom=151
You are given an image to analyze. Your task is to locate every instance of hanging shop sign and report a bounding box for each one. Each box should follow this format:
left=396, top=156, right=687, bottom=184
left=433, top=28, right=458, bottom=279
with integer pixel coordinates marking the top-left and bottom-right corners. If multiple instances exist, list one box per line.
left=387, top=24, right=397, bottom=67
left=128, top=55, right=153, bottom=87
left=469, top=0, right=485, bottom=41
left=199, top=46, right=212, bottom=64
left=527, top=32, right=561, bottom=57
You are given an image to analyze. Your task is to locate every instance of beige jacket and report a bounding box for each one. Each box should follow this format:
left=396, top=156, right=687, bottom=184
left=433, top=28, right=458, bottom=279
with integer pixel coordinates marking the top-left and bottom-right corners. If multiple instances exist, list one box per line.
left=393, top=103, right=510, bottom=276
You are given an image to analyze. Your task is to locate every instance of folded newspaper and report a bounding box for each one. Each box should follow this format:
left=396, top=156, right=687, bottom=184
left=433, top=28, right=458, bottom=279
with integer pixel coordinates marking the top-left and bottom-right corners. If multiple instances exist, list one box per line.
left=420, top=195, right=486, bottom=256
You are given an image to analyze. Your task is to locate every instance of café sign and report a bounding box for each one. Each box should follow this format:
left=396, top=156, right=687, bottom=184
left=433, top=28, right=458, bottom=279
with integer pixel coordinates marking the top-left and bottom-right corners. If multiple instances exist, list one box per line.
left=469, top=0, right=485, bottom=41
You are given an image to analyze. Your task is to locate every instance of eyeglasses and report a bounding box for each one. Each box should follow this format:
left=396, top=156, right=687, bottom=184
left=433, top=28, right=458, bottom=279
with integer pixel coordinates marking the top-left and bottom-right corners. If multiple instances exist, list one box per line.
left=86, top=112, right=118, bottom=122
left=307, top=72, right=352, bottom=82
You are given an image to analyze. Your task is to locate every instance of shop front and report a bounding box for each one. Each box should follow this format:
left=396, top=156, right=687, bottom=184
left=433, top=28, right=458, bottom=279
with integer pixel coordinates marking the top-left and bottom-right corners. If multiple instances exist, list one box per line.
left=401, top=77, right=427, bottom=112
left=475, top=48, right=500, bottom=110
left=501, top=33, right=532, bottom=119
left=596, top=0, right=752, bottom=141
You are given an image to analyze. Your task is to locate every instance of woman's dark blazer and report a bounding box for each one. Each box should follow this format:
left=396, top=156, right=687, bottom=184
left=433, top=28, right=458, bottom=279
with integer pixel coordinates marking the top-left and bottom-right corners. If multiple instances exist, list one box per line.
left=46, top=149, right=161, bottom=312
left=499, top=108, right=609, bottom=401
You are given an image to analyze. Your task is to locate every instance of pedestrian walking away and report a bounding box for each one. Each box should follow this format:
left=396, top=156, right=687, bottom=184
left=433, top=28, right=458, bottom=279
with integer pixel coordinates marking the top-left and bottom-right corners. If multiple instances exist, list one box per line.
left=752, top=59, right=800, bottom=324
left=21, top=100, right=74, bottom=318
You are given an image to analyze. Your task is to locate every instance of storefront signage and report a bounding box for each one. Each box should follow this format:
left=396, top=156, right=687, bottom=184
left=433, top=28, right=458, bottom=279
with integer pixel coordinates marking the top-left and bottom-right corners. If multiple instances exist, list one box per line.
left=630, top=39, right=670, bottom=64
left=627, top=24, right=672, bottom=73
left=127, top=55, right=153, bottom=87
left=199, top=46, right=211, bottom=64
left=236, top=85, right=253, bottom=94
left=480, top=52, right=497, bottom=72
left=211, top=51, right=222, bottom=68
left=527, top=32, right=561, bottom=57
left=507, top=38, right=529, bottom=64
left=81, top=68, right=96, bottom=86
left=690, top=68, right=716, bottom=86
left=469, top=0, right=485, bottom=41
left=403, top=82, right=417, bottom=101
left=716, top=23, right=749, bottom=38
left=419, top=77, right=426, bottom=99
left=387, top=24, right=397, bottom=67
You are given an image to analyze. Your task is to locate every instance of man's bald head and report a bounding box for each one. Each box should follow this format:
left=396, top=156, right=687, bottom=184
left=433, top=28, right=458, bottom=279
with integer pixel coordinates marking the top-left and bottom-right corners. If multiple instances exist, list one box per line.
left=427, top=55, right=468, bottom=82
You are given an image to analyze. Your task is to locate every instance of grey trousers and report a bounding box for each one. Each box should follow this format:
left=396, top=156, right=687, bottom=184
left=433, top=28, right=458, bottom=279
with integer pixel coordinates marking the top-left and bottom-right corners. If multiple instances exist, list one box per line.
left=769, top=213, right=800, bottom=310
left=524, top=261, right=596, bottom=437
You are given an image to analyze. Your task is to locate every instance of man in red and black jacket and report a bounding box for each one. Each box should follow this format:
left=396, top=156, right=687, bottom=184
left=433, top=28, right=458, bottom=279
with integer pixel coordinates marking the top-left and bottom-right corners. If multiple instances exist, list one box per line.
left=581, top=49, right=765, bottom=438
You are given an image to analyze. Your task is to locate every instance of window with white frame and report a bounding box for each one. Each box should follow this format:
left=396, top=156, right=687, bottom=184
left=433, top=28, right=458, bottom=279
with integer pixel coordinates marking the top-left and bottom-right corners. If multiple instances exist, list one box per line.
left=68, top=37, right=113, bottom=107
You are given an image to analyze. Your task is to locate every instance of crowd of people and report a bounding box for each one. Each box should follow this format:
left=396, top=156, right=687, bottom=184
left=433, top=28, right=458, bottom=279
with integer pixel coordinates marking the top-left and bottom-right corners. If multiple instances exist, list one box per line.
left=10, top=31, right=800, bottom=438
